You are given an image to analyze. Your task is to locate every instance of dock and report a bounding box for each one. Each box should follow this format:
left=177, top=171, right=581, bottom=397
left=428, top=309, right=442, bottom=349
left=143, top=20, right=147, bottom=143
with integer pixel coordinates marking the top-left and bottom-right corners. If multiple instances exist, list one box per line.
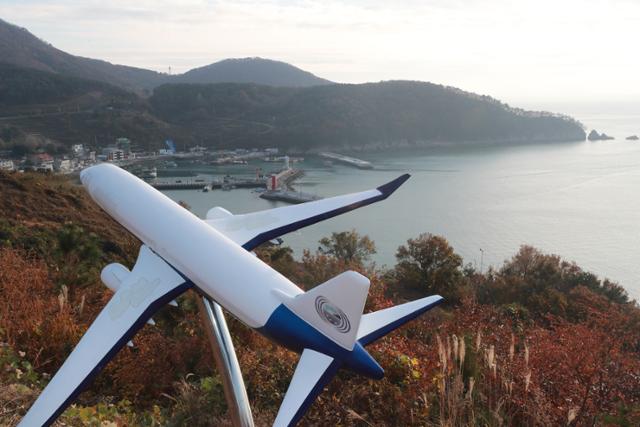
left=260, top=190, right=320, bottom=204
left=276, top=168, right=304, bottom=187
left=152, top=181, right=208, bottom=190
left=152, top=178, right=265, bottom=191
left=319, top=152, right=373, bottom=169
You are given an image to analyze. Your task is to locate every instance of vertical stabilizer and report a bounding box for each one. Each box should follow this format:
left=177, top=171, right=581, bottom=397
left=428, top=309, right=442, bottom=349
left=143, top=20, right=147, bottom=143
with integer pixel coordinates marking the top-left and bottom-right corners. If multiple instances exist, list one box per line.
left=284, top=271, right=369, bottom=350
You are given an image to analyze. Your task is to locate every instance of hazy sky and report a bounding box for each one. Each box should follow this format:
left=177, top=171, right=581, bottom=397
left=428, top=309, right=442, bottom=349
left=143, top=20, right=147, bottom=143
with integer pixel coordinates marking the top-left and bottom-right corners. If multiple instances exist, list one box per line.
left=1, top=0, right=639, bottom=106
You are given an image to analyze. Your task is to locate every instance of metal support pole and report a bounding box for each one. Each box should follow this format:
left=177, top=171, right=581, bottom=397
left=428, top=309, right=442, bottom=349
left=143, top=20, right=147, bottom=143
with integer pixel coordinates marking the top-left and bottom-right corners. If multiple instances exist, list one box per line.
left=197, top=296, right=255, bottom=427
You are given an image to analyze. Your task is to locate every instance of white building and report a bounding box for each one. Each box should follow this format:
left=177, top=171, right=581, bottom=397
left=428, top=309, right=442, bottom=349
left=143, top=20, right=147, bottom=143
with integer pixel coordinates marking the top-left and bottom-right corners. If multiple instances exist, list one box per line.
left=54, top=158, right=72, bottom=173
left=189, top=145, right=207, bottom=153
left=30, top=153, right=54, bottom=172
left=71, top=144, right=84, bottom=156
left=0, top=159, right=14, bottom=171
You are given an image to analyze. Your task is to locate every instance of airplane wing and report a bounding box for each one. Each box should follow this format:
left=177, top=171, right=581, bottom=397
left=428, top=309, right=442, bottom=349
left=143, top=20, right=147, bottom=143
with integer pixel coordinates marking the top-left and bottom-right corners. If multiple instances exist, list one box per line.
left=21, top=174, right=411, bottom=426
left=205, top=174, right=410, bottom=250
left=273, top=349, right=341, bottom=427
left=19, top=246, right=190, bottom=427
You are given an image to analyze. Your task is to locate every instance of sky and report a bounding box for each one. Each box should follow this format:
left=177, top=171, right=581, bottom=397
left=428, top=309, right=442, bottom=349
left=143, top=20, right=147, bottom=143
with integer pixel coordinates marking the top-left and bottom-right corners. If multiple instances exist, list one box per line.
left=1, top=0, right=639, bottom=108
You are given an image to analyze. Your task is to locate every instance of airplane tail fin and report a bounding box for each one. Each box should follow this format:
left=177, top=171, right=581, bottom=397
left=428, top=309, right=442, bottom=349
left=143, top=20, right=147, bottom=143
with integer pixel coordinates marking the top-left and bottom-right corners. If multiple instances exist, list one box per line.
left=283, top=271, right=370, bottom=351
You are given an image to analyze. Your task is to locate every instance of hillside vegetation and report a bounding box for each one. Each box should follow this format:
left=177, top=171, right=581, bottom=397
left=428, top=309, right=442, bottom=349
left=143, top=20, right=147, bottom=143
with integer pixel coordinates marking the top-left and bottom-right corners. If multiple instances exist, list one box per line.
left=0, top=72, right=586, bottom=154
left=0, top=172, right=638, bottom=426
left=0, top=20, right=330, bottom=92
left=0, top=19, right=166, bottom=92
left=149, top=81, right=586, bottom=149
left=173, top=57, right=332, bottom=87
left=0, top=63, right=136, bottom=111
left=0, top=63, right=190, bottom=153
left=0, top=18, right=586, bottom=152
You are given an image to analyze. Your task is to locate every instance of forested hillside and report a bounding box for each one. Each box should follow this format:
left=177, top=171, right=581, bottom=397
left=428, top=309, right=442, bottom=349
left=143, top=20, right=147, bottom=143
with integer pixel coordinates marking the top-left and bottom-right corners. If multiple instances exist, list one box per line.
left=0, top=63, right=188, bottom=153
left=0, top=172, right=638, bottom=426
left=0, top=19, right=166, bottom=92
left=0, top=17, right=586, bottom=152
left=1, top=73, right=586, bottom=154
left=0, top=63, right=135, bottom=110
left=0, top=20, right=330, bottom=92
left=150, top=81, right=586, bottom=149
left=172, top=57, right=332, bottom=87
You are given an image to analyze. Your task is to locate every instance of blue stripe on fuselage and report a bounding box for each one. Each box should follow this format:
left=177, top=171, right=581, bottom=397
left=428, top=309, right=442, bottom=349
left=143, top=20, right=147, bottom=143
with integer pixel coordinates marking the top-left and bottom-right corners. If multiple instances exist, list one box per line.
left=257, top=304, right=384, bottom=380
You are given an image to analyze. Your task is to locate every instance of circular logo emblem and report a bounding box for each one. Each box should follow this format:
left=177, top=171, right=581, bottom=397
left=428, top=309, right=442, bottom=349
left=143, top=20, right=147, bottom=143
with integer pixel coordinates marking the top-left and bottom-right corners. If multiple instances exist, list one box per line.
left=315, top=296, right=351, bottom=333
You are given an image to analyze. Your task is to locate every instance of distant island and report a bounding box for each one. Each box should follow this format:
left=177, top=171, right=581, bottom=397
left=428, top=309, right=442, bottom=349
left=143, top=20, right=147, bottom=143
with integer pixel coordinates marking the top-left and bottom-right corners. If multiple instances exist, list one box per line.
left=0, top=17, right=585, bottom=155
left=588, top=130, right=615, bottom=141
left=626, top=135, right=639, bottom=141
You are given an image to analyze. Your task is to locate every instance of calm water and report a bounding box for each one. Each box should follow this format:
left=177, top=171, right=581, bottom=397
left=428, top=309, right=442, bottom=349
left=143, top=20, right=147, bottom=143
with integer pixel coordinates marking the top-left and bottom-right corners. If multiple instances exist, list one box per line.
left=162, top=114, right=640, bottom=300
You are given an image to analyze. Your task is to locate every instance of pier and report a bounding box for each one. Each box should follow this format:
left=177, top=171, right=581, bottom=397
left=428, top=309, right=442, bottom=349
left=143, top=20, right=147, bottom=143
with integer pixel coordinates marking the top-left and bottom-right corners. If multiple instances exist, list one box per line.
left=260, top=189, right=320, bottom=204
left=319, top=152, right=373, bottom=169
left=152, top=178, right=265, bottom=191
left=152, top=181, right=208, bottom=190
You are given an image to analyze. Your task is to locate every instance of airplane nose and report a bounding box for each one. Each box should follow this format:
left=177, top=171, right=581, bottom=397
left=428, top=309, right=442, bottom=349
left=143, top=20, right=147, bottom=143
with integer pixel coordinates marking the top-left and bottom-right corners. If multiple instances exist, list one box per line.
left=79, top=169, right=88, bottom=186
left=80, top=167, right=92, bottom=187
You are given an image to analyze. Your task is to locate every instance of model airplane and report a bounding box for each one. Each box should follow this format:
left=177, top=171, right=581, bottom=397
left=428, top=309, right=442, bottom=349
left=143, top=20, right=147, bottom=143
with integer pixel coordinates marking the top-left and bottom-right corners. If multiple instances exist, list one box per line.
left=19, top=163, right=443, bottom=427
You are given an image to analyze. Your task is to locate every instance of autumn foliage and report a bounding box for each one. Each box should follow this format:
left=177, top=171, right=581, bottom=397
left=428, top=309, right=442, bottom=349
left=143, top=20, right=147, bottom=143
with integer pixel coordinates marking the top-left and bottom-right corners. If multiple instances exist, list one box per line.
left=1, top=171, right=639, bottom=426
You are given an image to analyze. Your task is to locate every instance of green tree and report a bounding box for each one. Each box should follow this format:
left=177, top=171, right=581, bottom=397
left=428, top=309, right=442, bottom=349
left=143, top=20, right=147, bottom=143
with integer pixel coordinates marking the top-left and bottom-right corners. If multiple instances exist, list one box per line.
left=393, top=233, right=464, bottom=302
left=318, top=230, right=376, bottom=265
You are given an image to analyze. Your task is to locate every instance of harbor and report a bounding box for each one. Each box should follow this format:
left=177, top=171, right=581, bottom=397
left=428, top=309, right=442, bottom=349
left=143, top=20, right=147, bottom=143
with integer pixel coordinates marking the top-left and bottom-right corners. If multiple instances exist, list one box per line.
left=136, top=152, right=377, bottom=206
left=144, top=155, right=319, bottom=204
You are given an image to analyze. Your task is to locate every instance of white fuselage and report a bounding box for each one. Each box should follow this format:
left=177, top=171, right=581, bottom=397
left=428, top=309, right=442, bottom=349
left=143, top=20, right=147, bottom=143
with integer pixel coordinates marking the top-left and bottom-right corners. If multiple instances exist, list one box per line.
left=80, top=163, right=303, bottom=328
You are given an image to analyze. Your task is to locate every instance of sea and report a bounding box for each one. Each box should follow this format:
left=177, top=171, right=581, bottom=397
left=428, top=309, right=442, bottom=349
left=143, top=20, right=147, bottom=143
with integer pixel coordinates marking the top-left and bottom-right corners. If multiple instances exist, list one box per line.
left=160, top=107, right=640, bottom=300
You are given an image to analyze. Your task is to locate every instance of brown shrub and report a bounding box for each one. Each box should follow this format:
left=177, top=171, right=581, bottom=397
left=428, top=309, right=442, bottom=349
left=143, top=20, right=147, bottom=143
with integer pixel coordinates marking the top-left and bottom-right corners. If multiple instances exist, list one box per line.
left=0, top=248, right=81, bottom=371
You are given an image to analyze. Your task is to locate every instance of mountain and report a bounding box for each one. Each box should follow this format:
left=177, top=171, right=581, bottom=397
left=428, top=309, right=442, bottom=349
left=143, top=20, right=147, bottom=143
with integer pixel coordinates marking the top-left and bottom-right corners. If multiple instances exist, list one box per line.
left=0, top=63, right=134, bottom=109
left=0, top=19, right=585, bottom=152
left=0, top=63, right=187, bottom=152
left=0, top=19, right=167, bottom=92
left=172, top=57, right=332, bottom=87
left=0, top=19, right=331, bottom=91
left=149, top=81, right=586, bottom=149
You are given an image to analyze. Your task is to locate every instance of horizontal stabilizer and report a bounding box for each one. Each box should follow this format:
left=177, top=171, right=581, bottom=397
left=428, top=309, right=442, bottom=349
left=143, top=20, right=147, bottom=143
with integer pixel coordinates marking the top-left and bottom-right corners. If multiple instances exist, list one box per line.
left=284, top=271, right=369, bottom=350
left=273, top=349, right=340, bottom=427
left=357, top=295, right=443, bottom=346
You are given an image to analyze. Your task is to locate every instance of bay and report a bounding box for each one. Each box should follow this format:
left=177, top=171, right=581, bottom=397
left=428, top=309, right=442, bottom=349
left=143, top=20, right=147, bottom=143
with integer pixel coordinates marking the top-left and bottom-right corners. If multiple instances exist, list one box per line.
left=161, top=114, right=640, bottom=300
